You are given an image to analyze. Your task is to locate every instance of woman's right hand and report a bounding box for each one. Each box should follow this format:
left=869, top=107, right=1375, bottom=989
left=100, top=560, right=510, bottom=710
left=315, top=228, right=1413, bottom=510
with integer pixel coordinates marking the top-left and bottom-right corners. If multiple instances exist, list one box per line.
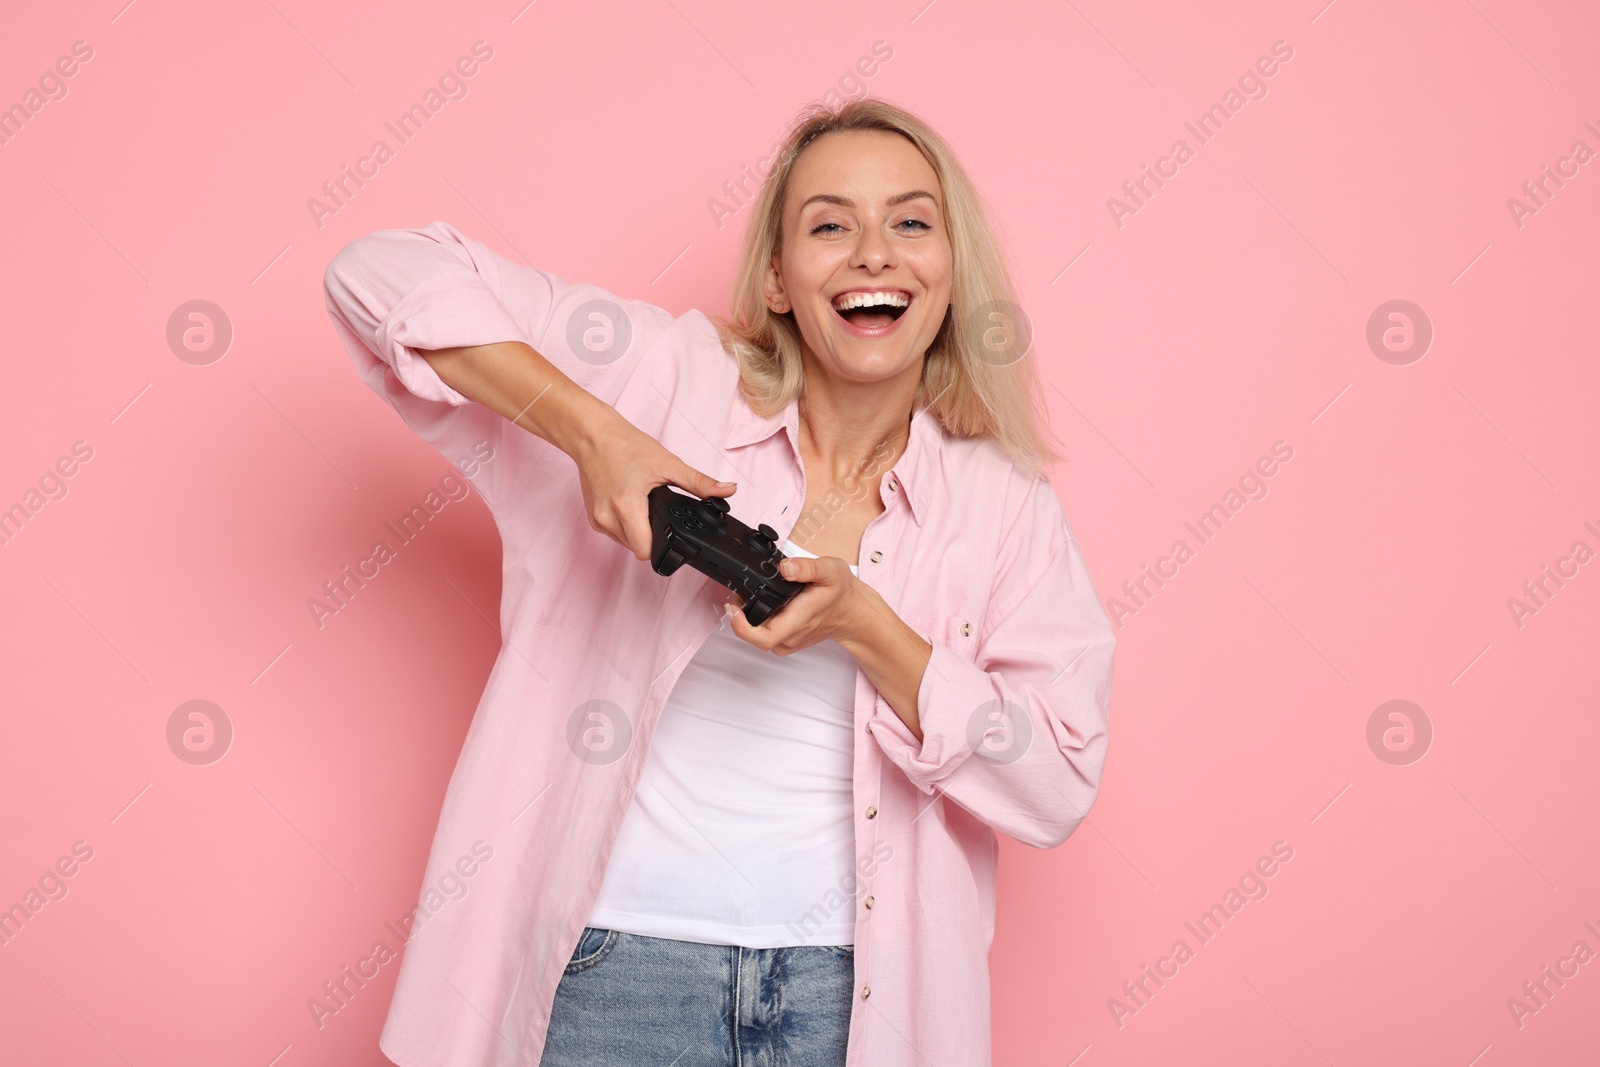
left=410, top=338, right=735, bottom=560
left=568, top=406, right=737, bottom=561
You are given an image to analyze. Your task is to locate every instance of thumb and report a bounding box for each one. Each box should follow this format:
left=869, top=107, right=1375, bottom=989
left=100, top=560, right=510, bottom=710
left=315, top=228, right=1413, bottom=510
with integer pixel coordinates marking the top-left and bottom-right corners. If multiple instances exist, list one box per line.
left=776, top=555, right=813, bottom=582
left=681, top=463, right=736, bottom=498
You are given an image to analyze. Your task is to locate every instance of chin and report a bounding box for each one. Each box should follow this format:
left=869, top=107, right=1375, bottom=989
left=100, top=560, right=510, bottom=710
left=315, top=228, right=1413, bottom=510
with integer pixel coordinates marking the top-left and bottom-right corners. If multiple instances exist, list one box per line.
left=818, top=347, right=923, bottom=383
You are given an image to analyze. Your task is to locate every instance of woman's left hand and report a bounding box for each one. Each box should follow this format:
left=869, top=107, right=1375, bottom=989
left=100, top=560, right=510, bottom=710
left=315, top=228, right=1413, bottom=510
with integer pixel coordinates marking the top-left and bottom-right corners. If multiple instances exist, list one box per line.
left=727, top=553, right=934, bottom=741
left=723, top=555, right=874, bottom=654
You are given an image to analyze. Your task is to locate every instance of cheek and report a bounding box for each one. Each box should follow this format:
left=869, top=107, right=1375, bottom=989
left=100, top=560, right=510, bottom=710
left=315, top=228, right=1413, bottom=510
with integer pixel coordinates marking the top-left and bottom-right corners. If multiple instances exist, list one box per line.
left=921, top=246, right=955, bottom=298
left=780, top=246, right=825, bottom=288
left=790, top=302, right=837, bottom=352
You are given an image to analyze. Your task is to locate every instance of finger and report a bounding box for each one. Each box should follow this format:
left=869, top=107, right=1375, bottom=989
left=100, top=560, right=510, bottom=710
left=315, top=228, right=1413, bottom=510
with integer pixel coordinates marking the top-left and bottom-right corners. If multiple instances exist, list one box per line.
left=723, top=601, right=762, bottom=644
left=617, top=496, right=654, bottom=560
left=675, top=461, right=736, bottom=499
left=730, top=601, right=792, bottom=649
left=776, top=556, right=815, bottom=583
left=762, top=624, right=810, bottom=655
left=590, top=501, right=623, bottom=547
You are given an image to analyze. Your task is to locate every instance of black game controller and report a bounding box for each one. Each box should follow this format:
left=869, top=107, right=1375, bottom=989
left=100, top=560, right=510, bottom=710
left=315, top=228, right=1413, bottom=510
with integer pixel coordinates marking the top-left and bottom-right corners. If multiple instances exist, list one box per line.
left=648, top=484, right=805, bottom=626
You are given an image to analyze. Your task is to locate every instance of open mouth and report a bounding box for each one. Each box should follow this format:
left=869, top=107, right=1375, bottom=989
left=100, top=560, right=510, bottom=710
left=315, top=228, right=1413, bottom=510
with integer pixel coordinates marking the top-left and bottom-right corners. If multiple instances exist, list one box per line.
left=830, top=290, right=912, bottom=332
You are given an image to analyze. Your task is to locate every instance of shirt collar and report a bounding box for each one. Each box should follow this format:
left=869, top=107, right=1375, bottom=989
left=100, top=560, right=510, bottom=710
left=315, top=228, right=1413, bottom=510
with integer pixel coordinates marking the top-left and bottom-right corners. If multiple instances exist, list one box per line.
left=724, top=385, right=939, bottom=527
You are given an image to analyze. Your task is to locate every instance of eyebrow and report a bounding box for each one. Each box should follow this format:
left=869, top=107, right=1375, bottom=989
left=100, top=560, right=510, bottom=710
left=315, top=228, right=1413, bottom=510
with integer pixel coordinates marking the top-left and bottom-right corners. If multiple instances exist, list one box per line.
left=797, top=189, right=939, bottom=213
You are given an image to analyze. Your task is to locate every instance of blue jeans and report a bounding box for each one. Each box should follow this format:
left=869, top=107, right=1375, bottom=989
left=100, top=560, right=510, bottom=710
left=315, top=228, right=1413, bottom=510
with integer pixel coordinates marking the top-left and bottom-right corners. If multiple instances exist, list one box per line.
left=538, top=927, right=855, bottom=1066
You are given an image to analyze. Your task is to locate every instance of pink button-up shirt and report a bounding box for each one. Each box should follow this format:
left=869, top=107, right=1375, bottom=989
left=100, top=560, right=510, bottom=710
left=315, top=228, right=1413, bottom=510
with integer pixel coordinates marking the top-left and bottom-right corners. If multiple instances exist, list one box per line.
left=322, top=221, right=1115, bottom=1067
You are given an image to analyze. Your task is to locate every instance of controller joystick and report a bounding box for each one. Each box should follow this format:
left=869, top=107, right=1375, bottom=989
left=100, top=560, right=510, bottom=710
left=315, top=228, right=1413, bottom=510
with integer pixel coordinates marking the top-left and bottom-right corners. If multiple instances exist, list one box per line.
left=648, top=485, right=803, bottom=626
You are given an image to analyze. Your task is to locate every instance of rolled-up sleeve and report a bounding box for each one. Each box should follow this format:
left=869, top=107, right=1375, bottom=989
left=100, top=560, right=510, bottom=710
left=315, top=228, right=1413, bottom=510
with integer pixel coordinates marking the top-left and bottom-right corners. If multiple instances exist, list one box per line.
left=321, top=220, right=672, bottom=515
left=867, top=483, right=1116, bottom=849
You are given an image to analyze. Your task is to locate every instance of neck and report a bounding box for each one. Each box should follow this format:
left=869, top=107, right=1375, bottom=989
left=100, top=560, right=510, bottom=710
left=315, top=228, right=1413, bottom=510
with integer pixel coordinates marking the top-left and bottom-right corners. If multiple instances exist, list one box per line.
left=795, top=362, right=918, bottom=488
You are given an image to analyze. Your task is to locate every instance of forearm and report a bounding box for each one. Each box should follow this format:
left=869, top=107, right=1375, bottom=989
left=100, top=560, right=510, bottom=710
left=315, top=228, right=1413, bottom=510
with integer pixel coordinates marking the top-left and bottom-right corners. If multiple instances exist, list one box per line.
left=419, top=341, right=611, bottom=457
left=838, top=581, right=933, bottom=742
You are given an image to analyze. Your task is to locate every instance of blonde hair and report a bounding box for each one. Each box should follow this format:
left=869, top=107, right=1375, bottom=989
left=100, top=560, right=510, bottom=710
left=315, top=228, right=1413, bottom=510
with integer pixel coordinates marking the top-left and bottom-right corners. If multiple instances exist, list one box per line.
left=709, top=97, right=1063, bottom=477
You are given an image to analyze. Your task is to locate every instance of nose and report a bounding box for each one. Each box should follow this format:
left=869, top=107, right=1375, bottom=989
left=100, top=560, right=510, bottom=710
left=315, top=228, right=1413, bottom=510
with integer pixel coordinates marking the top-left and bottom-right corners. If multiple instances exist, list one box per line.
left=849, top=213, right=895, bottom=271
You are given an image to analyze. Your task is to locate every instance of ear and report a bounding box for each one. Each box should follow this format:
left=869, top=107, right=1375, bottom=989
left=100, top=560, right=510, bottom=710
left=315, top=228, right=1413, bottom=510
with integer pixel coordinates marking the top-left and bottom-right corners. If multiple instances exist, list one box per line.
left=763, top=254, right=790, bottom=314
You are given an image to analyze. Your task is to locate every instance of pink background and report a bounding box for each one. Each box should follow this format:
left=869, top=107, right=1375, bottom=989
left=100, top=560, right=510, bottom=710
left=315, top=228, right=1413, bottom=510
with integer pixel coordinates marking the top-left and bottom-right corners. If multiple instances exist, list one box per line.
left=3, top=0, right=1597, bottom=1064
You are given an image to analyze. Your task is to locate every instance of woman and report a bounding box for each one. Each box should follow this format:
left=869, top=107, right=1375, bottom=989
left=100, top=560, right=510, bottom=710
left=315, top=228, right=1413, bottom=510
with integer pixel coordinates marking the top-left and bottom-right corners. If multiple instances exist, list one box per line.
left=322, top=97, right=1115, bottom=1067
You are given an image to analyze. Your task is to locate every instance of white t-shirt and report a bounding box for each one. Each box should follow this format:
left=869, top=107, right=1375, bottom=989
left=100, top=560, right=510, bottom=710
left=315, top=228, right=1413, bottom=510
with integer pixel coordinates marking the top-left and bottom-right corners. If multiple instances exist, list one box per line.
left=586, top=540, right=860, bottom=947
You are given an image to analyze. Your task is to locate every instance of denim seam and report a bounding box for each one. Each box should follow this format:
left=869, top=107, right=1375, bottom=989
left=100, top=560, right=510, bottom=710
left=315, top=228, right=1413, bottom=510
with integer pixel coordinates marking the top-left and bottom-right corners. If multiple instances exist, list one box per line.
left=563, top=927, right=620, bottom=975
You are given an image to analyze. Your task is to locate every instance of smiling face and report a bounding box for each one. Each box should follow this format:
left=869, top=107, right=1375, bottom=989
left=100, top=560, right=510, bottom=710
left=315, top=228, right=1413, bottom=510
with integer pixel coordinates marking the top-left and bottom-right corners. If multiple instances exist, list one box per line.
left=764, top=128, right=954, bottom=391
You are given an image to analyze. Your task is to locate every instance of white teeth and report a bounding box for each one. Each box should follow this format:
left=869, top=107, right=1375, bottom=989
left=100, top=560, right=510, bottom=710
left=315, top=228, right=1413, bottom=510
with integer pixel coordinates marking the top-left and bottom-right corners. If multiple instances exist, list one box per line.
left=831, top=291, right=911, bottom=311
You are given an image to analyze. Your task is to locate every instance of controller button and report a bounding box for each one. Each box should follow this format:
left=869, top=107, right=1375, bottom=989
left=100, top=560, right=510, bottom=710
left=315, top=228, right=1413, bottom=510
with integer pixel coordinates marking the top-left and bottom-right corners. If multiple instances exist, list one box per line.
left=706, top=496, right=731, bottom=516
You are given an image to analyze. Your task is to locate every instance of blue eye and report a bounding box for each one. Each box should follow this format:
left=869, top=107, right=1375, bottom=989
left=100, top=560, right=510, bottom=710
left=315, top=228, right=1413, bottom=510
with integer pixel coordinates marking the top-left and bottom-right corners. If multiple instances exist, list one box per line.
left=809, top=218, right=930, bottom=236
